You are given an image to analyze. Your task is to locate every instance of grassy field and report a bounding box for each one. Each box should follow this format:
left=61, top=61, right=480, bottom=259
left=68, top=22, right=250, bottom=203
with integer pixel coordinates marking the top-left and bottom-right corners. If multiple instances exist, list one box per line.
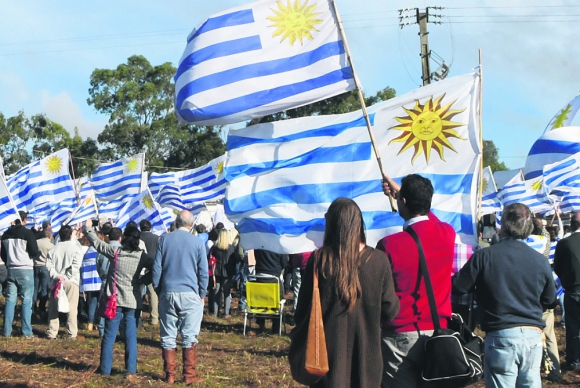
left=0, top=294, right=579, bottom=387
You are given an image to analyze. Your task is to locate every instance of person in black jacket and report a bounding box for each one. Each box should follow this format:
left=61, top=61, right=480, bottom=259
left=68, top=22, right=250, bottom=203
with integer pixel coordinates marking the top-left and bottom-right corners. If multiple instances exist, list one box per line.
left=209, top=229, right=236, bottom=318
left=139, top=219, right=160, bottom=325
left=1, top=211, right=39, bottom=338
left=554, top=212, right=580, bottom=370
left=254, top=249, right=288, bottom=333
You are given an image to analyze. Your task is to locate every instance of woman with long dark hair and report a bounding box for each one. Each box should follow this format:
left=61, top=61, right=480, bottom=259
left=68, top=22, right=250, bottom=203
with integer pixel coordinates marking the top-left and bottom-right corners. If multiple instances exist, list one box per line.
left=83, top=220, right=153, bottom=378
left=294, top=198, right=400, bottom=387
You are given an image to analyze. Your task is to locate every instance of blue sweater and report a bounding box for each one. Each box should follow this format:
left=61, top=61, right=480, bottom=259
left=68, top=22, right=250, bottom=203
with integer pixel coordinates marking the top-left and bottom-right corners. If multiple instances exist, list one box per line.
left=153, top=228, right=209, bottom=298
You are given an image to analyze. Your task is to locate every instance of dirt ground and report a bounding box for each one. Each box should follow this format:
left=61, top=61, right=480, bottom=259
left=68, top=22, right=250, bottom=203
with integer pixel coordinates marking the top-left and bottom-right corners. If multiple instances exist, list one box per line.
left=0, top=293, right=579, bottom=387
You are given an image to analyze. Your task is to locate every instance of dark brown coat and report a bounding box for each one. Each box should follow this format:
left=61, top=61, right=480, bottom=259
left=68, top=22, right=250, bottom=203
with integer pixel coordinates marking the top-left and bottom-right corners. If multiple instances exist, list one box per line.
left=294, top=247, right=400, bottom=388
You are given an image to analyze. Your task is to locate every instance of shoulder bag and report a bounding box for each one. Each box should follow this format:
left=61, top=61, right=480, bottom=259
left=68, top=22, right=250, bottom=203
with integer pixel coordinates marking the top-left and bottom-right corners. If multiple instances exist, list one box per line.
left=406, top=227, right=484, bottom=387
left=96, top=249, right=119, bottom=319
left=288, top=251, right=329, bottom=385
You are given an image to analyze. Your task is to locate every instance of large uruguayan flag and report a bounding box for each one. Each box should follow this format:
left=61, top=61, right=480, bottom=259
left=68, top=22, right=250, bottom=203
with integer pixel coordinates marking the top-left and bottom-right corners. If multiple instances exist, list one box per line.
left=6, top=149, right=76, bottom=215
left=47, top=197, right=78, bottom=233
left=174, top=0, right=355, bottom=126
left=544, top=95, right=580, bottom=132
left=481, top=166, right=501, bottom=216
left=115, top=189, right=166, bottom=235
left=497, top=175, right=554, bottom=214
left=524, top=126, right=580, bottom=179
left=91, top=154, right=144, bottom=218
left=543, top=152, right=580, bottom=194
left=0, top=176, right=19, bottom=230
left=149, top=155, right=227, bottom=212
left=225, top=72, right=481, bottom=253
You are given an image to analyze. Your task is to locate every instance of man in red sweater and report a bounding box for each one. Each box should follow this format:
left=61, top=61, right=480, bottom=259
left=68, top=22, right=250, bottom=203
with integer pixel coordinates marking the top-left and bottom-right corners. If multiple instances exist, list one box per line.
left=376, top=174, right=456, bottom=387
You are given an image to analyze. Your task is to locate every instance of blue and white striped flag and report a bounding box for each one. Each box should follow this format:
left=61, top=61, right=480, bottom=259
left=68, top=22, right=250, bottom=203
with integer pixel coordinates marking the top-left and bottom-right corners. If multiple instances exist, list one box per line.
left=149, top=155, right=227, bottom=212
left=65, top=191, right=99, bottom=227
left=481, top=166, right=501, bottom=216
left=48, top=197, right=78, bottom=233
left=225, top=72, right=481, bottom=253
left=543, top=152, right=580, bottom=194
left=6, top=149, right=76, bottom=215
left=174, top=0, right=355, bottom=126
left=91, top=154, right=144, bottom=219
left=159, top=207, right=177, bottom=231
left=115, top=189, right=166, bottom=235
left=0, top=175, right=19, bottom=230
left=544, top=94, right=580, bottom=133
left=497, top=175, right=555, bottom=214
left=524, top=126, right=580, bottom=179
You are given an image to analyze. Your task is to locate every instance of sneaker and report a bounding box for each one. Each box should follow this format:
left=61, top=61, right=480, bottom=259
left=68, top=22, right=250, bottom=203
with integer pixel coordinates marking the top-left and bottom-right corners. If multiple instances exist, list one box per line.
left=23, top=334, right=36, bottom=339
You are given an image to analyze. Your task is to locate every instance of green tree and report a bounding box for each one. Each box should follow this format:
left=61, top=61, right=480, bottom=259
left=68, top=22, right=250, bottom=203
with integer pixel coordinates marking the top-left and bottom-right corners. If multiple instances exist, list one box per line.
left=87, top=55, right=225, bottom=171
left=0, top=111, right=31, bottom=175
left=483, top=139, right=508, bottom=172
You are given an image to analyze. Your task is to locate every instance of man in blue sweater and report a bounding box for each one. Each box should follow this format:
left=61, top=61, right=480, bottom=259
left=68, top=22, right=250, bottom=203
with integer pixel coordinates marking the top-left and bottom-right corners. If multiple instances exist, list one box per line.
left=153, top=210, right=208, bottom=385
left=453, top=203, right=556, bottom=387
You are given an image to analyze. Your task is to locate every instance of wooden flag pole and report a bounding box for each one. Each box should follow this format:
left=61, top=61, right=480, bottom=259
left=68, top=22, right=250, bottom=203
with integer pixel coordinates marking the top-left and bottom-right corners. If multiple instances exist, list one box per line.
left=330, top=0, right=397, bottom=212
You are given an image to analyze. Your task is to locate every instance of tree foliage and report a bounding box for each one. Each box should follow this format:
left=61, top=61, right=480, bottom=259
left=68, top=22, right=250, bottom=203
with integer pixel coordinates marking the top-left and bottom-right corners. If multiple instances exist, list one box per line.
left=88, top=55, right=225, bottom=171
left=0, top=111, right=31, bottom=175
left=483, top=139, right=509, bottom=172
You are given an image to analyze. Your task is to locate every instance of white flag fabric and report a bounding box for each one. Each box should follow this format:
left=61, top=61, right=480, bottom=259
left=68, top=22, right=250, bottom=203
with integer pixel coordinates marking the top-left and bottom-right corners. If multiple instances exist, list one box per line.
left=174, top=0, right=355, bottom=125
left=225, top=72, right=481, bottom=254
left=544, top=94, right=580, bottom=132
left=6, top=149, right=76, bottom=216
left=524, top=126, right=580, bottom=179
left=149, top=155, right=227, bottom=212
left=115, top=189, right=166, bottom=235
left=0, top=175, right=19, bottom=230
left=91, top=154, right=144, bottom=219
left=65, top=191, right=99, bottom=227
left=497, top=175, right=554, bottom=214
left=480, top=166, right=501, bottom=216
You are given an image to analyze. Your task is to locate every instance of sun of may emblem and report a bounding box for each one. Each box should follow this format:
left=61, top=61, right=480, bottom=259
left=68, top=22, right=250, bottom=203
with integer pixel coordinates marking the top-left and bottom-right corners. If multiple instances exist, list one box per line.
left=531, top=179, right=543, bottom=192
left=142, top=195, right=154, bottom=209
left=45, top=155, right=63, bottom=174
left=126, top=158, right=139, bottom=173
left=215, top=161, right=224, bottom=175
left=389, top=93, right=467, bottom=164
left=267, top=0, right=322, bottom=46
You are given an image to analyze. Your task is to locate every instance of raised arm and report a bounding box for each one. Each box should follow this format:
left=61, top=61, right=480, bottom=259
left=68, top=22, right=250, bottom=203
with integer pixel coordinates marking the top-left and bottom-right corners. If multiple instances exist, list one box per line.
left=83, top=221, right=116, bottom=259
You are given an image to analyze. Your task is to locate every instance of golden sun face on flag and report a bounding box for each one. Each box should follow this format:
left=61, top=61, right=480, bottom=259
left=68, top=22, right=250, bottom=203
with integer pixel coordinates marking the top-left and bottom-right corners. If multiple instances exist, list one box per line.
left=142, top=195, right=154, bottom=209
left=531, top=179, right=543, bottom=192
left=215, top=161, right=224, bottom=175
left=126, top=158, right=139, bottom=173
left=267, top=0, right=322, bottom=46
left=45, top=155, right=63, bottom=174
left=389, top=93, right=466, bottom=164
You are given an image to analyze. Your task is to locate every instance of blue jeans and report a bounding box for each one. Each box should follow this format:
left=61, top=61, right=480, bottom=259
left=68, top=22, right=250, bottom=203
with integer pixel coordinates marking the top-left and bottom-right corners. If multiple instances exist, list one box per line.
left=99, top=307, right=140, bottom=375
left=484, top=327, right=543, bottom=388
left=211, top=276, right=232, bottom=316
left=86, top=291, right=99, bottom=324
left=564, top=292, right=580, bottom=365
left=159, top=291, right=204, bottom=349
left=33, top=266, right=50, bottom=312
left=3, top=268, right=34, bottom=337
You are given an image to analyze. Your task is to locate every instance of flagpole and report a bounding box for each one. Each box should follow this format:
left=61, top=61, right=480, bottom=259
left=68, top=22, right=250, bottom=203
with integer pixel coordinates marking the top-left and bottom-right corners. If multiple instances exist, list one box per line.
left=330, top=0, right=397, bottom=212
left=68, top=149, right=80, bottom=206
left=477, top=50, right=484, bottom=227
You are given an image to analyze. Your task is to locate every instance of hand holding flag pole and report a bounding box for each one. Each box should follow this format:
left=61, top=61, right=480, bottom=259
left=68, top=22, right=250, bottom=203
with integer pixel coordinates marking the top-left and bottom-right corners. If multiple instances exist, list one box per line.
left=330, top=0, right=397, bottom=212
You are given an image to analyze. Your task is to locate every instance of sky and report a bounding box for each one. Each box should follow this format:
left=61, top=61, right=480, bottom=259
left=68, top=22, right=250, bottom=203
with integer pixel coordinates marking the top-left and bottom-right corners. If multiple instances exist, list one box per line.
left=1, top=0, right=579, bottom=170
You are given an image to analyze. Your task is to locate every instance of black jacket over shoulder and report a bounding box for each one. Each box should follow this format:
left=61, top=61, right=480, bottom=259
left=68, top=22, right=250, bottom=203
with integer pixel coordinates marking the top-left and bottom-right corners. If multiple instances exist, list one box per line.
left=554, top=232, right=580, bottom=293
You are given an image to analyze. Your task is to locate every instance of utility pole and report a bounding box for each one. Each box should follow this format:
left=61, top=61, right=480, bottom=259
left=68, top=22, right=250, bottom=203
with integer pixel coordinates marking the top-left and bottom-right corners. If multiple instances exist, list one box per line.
left=399, top=7, right=444, bottom=86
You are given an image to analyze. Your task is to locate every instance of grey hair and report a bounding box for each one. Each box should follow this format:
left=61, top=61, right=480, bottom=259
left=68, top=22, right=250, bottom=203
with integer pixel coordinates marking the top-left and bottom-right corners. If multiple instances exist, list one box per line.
left=175, top=211, right=194, bottom=229
left=500, top=203, right=533, bottom=239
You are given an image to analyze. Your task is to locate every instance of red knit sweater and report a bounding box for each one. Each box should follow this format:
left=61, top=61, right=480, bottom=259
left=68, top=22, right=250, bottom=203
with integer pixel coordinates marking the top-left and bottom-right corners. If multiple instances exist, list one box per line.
left=376, top=213, right=455, bottom=333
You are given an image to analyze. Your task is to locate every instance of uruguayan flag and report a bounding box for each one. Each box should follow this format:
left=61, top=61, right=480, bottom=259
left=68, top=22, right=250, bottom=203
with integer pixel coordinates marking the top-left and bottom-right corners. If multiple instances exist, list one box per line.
left=149, top=155, right=227, bottom=212
left=174, top=0, right=355, bottom=125
left=65, top=191, right=99, bottom=227
left=497, top=176, right=555, bottom=214
left=524, top=126, right=580, bottom=179
left=225, top=72, right=481, bottom=253
left=481, top=166, right=501, bottom=216
left=48, top=197, right=78, bottom=233
left=6, top=149, right=76, bottom=215
left=0, top=175, right=19, bottom=230
left=543, top=152, right=580, bottom=194
left=159, top=207, right=177, bottom=231
left=545, top=95, right=580, bottom=132
left=115, top=189, right=166, bottom=235
left=91, top=154, right=144, bottom=219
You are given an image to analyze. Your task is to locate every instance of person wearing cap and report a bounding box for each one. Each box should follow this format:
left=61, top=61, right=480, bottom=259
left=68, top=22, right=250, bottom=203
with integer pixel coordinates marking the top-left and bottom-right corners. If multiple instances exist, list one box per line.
left=1, top=211, right=39, bottom=338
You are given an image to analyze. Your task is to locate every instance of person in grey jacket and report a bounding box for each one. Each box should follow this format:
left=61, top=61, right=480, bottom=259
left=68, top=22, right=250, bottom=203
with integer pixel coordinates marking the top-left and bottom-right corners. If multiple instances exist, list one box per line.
left=45, top=225, right=83, bottom=339
left=84, top=221, right=153, bottom=377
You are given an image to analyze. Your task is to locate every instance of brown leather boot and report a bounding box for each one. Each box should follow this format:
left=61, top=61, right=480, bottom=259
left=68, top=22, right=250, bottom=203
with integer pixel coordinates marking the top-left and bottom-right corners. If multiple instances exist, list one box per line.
left=183, top=346, right=204, bottom=385
left=162, top=348, right=177, bottom=384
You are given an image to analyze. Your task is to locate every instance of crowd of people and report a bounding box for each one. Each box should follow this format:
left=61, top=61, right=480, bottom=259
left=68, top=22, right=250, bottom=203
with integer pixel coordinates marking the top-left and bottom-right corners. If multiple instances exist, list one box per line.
left=0, top=172, right=577, bottom=387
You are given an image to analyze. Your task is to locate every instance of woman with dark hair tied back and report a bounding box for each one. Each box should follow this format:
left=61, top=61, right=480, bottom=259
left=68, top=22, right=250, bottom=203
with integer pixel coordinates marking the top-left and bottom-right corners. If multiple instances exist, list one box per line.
left=83, top=220, right=154, bottom=378
left=294, top=198, right=400, bottom=387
